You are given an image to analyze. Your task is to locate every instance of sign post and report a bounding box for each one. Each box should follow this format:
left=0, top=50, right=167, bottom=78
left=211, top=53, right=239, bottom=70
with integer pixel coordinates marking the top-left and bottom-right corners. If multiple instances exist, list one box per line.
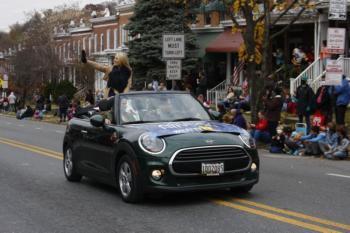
left=162, top=34, right=185, bottom=89
left=325, top=59, right=343, bottom=85
left=327, top=27, right=346, bottom=54
left=329, top=0, right=347, bottom=20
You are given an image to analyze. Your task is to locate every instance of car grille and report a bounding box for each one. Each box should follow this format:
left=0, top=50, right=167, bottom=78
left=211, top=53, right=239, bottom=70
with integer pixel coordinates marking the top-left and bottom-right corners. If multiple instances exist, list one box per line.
left=170, top=146, right=251, bottom=176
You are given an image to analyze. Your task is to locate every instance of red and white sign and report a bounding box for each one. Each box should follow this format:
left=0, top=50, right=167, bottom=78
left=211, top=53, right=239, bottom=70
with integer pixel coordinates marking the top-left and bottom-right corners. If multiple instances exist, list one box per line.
left=327, top=28, right=346, bottom=54
left=325, top=59, right=343, bottom=85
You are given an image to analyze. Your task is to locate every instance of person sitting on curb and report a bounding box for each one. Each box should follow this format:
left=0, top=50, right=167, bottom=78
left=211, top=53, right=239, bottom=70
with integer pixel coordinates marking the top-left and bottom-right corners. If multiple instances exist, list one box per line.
left=324, top=126, right=349, bottom=160
left=81, top=50, right=132, bottom=98
left=318, top=122, right=339, bottom=156
left=249, top=111, right=270, bottom=143
left=231, top=108, right=247, bottom=130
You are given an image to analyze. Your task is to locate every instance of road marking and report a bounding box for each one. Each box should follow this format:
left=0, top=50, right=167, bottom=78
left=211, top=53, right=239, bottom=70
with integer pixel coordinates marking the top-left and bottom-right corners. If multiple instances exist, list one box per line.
left=326, top=173, right=350, bottom=179
left=18, top=124, right=24, bottom=127
left=0, top=139, right=62, bottom=160
left=212, top=199, right=341, bottom=233
left=0, top=137, right=63, bottom=157
left=55, top=130, right=64, bottom=134
left=35, top=127, right=42, bottom=130
left=0, top=136, right=347, bottom=232
left=233, top=198, right=350, bottom=231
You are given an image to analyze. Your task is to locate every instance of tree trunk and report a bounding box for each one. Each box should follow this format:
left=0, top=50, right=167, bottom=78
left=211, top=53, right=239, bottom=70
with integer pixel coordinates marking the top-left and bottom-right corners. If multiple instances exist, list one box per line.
left=247, top=61, right=261, bottom=123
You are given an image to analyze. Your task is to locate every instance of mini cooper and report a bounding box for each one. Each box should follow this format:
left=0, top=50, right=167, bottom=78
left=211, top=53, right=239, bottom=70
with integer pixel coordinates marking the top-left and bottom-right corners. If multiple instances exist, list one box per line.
left=63, top=92, right=259, bottom=203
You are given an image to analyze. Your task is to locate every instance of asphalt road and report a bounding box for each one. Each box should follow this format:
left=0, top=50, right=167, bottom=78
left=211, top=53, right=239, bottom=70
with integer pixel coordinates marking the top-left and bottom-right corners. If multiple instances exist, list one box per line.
left=0, top=115, right=350, bottom=233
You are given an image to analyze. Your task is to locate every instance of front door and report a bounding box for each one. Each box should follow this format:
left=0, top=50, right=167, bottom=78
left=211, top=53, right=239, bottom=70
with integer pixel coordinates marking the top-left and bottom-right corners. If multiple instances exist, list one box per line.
left=79, top=123, right=115, bottom=180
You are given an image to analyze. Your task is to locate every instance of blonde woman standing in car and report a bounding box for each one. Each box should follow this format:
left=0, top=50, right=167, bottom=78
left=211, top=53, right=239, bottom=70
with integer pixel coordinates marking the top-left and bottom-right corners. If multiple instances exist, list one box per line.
left=81, top=50, right=132, bottom=98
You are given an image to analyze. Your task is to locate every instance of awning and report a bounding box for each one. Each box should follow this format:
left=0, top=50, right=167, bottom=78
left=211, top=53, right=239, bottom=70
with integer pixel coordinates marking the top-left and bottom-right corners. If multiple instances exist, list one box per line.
left=205, top=30, right=243, bottom=53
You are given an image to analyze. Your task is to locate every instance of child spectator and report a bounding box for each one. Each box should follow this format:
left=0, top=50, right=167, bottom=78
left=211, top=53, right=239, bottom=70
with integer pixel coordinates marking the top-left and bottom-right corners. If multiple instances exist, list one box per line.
left=319, top=122, right=339, bottom=155
left=250, top=111, right=270, bottom=143
left=231, top=108, right=247, bottom=129
left=222, top=113, right=233, bottom=124
left=324, top=126, right=349, bottom=160
left=303, top=126, right=327, bottom=156
left=284, top=131, right=304, bottom=155
left=270, top=128, right=285, bottom=153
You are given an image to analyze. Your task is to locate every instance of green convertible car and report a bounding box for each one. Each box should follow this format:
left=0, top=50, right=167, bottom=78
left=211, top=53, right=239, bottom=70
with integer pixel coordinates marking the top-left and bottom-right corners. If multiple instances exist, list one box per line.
left=63, top=91, right=259, bottom=203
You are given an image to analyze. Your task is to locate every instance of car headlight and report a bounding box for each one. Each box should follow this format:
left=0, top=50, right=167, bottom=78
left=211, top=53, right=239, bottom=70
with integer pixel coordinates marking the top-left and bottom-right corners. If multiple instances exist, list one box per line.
left=138, top=133, right=166, bottom=155
left=239, top=131, right=256, bottom=149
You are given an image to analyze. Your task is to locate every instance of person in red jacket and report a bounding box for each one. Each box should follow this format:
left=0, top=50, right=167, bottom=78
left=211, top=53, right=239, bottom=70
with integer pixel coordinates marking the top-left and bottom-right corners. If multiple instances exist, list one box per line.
left=250, top=111, right=270, bottom=143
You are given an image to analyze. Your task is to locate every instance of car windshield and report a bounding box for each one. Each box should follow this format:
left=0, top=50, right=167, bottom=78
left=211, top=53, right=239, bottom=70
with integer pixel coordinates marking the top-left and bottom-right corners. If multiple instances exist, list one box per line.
left=119, top=93, right=211, bottom=124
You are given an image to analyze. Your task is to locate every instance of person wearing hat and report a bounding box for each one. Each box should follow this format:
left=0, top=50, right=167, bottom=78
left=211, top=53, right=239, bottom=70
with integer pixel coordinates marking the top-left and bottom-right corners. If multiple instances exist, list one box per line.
left=295, top=75, right=315, bottom=133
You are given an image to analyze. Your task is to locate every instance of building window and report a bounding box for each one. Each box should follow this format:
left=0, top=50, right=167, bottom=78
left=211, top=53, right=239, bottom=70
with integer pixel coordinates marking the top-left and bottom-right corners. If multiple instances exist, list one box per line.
left=77, top=40, right=80, bottom=57
left=67, top=43, right=70, bottom=59
left=121, top=25, right=127, bottom=46
left=88, top=37, right=92, bottom=55
left=205, top=13, right=211, bottom=25
left=83, top=37, right=86, bottom=50
left=107, top=29, right=111, bottom=50
left=72, top=41, right=76, bottom=56
left=114, top=29, right=118, bottom=49
left=94, top=34, right=98, bottom=52
left=100, top=33, right=104, bottom=51
left=63, top=43, right=66, bottom=59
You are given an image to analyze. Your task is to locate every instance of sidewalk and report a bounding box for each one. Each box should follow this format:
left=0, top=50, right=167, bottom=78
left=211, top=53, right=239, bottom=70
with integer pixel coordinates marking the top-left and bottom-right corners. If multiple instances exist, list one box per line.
left=0, top=111, right=66, bottom=125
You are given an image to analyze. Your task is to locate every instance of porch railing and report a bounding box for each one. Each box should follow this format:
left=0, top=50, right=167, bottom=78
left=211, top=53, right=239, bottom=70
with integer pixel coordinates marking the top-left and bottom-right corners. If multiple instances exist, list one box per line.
left=290, top=57, right=323, bottom=95
left=206, top=80, right=230, bottom=108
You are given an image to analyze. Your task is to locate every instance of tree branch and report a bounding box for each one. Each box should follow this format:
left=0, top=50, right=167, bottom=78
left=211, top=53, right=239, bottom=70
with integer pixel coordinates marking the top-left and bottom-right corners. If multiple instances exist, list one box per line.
left=270, top=0, right=311, bottom=41
left=229, top=12, right=243, bottom=29
left=271, top=0, right=298, bottom=26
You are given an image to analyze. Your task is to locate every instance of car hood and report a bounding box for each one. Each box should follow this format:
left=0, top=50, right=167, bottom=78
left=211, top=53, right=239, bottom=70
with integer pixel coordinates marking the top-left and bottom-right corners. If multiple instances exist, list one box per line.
left=124, top=121, right=246, bottom=137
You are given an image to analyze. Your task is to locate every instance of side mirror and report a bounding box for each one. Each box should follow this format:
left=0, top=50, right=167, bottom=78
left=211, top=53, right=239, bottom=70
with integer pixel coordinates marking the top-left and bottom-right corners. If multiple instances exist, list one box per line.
left=90, top=114, right=105, bottom=128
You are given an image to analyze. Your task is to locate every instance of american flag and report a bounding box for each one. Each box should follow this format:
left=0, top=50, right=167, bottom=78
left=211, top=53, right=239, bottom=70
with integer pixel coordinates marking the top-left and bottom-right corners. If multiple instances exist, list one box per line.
left=232, top=61, right=244, bottom=86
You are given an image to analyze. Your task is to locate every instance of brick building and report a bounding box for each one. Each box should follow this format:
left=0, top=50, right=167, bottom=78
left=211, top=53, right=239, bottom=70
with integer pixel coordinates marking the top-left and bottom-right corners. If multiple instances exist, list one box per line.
left=53, top=0, right=134, bottom=93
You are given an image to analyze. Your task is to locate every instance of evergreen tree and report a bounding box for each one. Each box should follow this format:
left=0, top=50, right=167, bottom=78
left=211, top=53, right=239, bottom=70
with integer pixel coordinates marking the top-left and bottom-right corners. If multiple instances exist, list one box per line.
left=126, top=0, right=197, bottom=83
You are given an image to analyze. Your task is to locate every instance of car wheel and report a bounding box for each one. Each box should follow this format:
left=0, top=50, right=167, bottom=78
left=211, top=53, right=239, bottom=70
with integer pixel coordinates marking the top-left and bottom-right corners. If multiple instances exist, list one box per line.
left=117, top=155, right=143, bottom=203
left=63, top=146, right=82, bottom=182
left=230, top=185, right=254, bottom=194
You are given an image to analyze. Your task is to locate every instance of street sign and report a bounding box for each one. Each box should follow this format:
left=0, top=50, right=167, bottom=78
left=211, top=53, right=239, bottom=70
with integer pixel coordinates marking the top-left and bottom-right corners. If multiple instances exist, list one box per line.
left=329, top=0, right=347, bottom=21
left=327, top=27, right=346, bottom=54
left=162, top=34, right=185, bottom=59
left=166, top=60, right=182, bottom=80
left=325, top=59, right=343, bottom=85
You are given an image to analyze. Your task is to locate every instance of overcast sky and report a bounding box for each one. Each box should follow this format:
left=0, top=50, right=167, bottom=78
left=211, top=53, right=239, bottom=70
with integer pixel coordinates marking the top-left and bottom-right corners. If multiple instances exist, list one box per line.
left=0, top=0, right=105, bottom=32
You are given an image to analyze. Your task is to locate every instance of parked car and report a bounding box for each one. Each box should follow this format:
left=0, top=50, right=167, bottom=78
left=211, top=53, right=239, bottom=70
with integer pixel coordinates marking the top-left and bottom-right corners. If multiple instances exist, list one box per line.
left=63, top=91, right=259, bottom=203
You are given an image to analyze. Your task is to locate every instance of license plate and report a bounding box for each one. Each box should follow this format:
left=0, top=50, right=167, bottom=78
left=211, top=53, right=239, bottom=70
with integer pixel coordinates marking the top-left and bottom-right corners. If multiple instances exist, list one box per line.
left=201, top=162, right=224, bottom=176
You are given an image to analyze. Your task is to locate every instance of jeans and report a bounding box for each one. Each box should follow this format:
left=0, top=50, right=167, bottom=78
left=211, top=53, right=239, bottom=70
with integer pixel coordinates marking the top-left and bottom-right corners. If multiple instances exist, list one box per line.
left=305, top=142, right=321, bottom=156
left=335, top=105, right=347, bottom=125
left=298, top=114, right=310, bottom=133
left=325, top=151, right=348, bottom=159
left=268, top=121, right=278, bottom=137
left=251, top=130, right=270, bottom=143
left=59, top=108, right=68, bottom=122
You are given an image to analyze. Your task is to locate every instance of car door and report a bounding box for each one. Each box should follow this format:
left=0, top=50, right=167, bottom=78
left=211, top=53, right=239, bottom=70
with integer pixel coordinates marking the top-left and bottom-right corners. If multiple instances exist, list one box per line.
left=79, top=121, right=116, bottom=180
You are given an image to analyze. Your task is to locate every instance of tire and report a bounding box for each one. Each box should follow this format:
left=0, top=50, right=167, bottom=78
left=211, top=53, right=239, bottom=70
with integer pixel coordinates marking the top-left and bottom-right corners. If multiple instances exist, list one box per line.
left=63, top=146, right=82, bottom=182
left=230, top=185, right=254, bottom=194
left=117, top=155, right=144, bottom=203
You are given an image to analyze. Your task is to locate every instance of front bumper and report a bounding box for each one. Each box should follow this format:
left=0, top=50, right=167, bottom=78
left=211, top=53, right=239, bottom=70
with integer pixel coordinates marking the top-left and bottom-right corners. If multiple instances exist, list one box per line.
left=146, top=175, right=259, bottom=192
left=138, top=146, right=259, bottom=193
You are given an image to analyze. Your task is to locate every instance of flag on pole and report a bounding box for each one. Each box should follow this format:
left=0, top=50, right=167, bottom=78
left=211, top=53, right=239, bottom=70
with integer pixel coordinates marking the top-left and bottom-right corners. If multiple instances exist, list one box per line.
left=232, top=61, right=244, bottom=86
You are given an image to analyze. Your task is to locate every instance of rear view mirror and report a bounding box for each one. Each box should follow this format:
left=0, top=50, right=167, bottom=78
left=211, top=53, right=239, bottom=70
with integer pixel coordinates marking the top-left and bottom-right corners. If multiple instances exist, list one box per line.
left=90, top=114, right=105, bottom=128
